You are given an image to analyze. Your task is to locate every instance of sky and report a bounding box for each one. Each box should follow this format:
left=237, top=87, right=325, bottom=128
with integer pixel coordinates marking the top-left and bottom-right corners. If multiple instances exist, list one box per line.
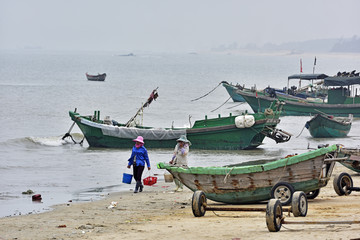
left=1, top=0, right=360, bottom=52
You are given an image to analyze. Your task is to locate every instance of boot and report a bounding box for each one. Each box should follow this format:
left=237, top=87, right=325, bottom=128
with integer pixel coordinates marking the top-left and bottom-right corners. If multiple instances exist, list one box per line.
left=139, top=183, right=144, bottom=192
left=134, top=181, right=140, bottom=193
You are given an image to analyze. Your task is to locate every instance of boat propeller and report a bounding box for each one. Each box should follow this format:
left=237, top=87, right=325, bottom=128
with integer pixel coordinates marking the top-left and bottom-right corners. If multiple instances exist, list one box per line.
left=266, top=127, right=292, bottom=143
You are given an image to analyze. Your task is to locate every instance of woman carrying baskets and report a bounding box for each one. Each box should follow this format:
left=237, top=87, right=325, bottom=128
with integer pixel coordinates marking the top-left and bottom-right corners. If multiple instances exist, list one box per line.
left=127, top=136, right=151, bottom=193
left=169, top=135, right=191, bottom=192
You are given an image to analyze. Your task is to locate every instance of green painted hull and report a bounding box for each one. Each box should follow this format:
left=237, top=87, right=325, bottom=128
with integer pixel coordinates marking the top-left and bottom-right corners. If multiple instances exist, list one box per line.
left=69, top=107, right=282, bottom=150
left=237, top=90, right=360, bottom=117
left=222, top=82, right=246, bottom=102
left=305, top=114, right=352, bottom=138
left=340, top=161, right=360, bottom=173
left=158, top=145, right=338, bottom=204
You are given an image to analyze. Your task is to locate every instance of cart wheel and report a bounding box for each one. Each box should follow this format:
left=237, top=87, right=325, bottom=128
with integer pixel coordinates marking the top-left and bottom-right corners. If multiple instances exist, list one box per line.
left=266, top=199, right=283, bottom=232
left=306, top=189, right=320, bottom=199
left=192, top=191, right=207, bottom=217
left=333, top=172, right=353, bottom=196
left=271, top=182, right=294, bottom=206
left=291, top=191, right=308, bottom=217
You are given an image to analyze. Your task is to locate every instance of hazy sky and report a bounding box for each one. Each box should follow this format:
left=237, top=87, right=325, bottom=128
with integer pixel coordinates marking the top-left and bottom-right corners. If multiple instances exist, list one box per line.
left=1, top=0, right=359, bottom=52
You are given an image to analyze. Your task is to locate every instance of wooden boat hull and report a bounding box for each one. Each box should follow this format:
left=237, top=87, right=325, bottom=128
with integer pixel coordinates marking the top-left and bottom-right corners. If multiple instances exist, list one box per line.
left=305, top=114, right=352, bottom=138
left=69, top=106, right=283, bottom=150
left=158, top=145, right=338, bottom=204
left=338, top=148, right=360, bottom=173
left=237, top=90, right=360, bottom=117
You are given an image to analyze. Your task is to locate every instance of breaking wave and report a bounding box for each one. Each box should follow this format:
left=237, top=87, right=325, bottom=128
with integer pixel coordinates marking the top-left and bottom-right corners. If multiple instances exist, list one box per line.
left=0, top=133, right=85, bottom=148
left=27, top=133, right=84, bottom=147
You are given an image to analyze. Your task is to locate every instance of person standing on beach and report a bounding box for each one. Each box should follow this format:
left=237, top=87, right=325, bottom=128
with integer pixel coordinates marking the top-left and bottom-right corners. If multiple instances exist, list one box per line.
left=169, top=135, right=191, bottom=192
left=127, top=136, right=151, bottom=193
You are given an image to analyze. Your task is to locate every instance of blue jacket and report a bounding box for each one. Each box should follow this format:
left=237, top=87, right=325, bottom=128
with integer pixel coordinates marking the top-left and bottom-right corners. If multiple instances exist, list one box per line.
left=128, top=146, right=150, bottom=167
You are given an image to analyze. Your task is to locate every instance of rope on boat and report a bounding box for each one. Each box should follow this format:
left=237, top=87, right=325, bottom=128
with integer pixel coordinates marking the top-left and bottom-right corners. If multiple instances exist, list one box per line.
left=191, top=82, right=222, bottom=102
left=273, top=158, right=290, bottom=185
left=211, top=96, right=232, bottom=112
left=224, top=167, right=235, bottom=183
left=227, top=102, right=245, bottom=109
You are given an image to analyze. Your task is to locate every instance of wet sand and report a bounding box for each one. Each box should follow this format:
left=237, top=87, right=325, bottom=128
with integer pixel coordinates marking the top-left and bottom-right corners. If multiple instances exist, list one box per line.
left=1, top=163, right=360, bottom=240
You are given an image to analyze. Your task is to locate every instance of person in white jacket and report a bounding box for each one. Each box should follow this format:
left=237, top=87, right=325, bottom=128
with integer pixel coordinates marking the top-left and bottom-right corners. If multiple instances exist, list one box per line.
left=169, top=135, right=191, bottom=192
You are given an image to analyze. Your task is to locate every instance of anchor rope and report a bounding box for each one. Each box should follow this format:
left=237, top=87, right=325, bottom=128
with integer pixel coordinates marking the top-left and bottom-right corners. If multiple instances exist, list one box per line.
left=227, top=102, right=245, bottom=109
left=296, top=125, right=306, bottom=138
left=63, top=133, right=84, bottom=145
left=211, top=96, right=232, bottom=112
left=212, top=211, right=243, bottom=218
left=191, top=82, right=222, bottom=102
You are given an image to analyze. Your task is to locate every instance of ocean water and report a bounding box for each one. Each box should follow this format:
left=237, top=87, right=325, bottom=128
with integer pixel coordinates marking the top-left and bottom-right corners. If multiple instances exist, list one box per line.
left=1, top=50, right=360, bottom=218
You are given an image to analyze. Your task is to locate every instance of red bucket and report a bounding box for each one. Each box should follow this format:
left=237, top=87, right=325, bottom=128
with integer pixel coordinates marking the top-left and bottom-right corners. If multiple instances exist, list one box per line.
left=143, top=176, right=157, bottom=186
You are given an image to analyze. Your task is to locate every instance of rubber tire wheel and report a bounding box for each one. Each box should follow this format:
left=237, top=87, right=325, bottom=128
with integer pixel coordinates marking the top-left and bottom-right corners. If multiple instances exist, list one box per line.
left=291, top=191, right=308, bottom=217
left=266, top=199, right=283, bottom=232
left=192, top=191, right=207, bottom=217
left=271, top=182, right=295, bottom=206
left=333, top=172, right=353, bottom=196
left=306, top=189, right=320, bottom=199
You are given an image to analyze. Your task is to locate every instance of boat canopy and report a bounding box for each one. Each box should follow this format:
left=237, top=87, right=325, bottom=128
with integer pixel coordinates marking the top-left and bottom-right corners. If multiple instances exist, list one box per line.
left=288, top=73, right=328, bottom=80
left=324, top=76, right=360, bottom=86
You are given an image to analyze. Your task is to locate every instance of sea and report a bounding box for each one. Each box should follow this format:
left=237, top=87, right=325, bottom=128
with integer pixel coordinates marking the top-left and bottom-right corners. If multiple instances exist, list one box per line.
left=1, top=49, right=360, bottom=218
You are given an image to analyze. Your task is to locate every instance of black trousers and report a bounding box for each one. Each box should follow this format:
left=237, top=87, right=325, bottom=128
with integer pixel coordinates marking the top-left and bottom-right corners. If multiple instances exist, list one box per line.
left=133, top=165, right=145, bottom=183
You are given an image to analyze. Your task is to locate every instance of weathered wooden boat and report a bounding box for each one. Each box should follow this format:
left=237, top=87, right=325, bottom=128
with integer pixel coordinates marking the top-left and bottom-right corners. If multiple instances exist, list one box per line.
left=237, top=75, right=360, bottom=117
left=86, top=72, right=106, bottom=81
left=158, top=144, right=340, bottom=204
left=332, top=147, right=360, bottom=196
left=68, top=100, right=290, bottom=150
left=337, top=148, right=360, bottom=173
left=305, top=113, right=352, bottom=138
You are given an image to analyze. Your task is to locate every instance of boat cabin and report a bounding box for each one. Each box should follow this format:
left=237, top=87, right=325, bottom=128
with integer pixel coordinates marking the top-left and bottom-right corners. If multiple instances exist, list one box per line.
left=324, top=76, right=360, bottom=104
left=286, top=73, right=328, bottom=98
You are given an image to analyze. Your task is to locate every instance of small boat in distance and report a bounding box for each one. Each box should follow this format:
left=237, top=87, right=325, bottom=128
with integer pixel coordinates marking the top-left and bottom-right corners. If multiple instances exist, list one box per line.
left=305, top=113, right=352, bottom=138
left=86, top=73, right=106, bottom=81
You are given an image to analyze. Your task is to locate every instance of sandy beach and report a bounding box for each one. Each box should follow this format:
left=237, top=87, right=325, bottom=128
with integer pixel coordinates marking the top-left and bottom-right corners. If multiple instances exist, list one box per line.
left=1, top=163, right=360, bottom=240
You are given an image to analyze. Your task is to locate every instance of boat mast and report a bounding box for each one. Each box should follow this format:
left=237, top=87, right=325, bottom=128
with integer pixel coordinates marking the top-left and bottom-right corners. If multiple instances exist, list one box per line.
left=125, top=88, right=159, bottom=127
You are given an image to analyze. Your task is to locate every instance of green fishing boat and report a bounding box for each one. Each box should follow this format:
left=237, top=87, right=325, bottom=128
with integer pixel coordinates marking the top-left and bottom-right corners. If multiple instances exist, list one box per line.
left=65, top=89, right=290, bottom=149
left=222, top=74, right=327, bottom=103
left=237, top=75, right=360, bottom=117
left=305, top=114, right=352, bottom=138
left=158, top=144, right=340, bottom=204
